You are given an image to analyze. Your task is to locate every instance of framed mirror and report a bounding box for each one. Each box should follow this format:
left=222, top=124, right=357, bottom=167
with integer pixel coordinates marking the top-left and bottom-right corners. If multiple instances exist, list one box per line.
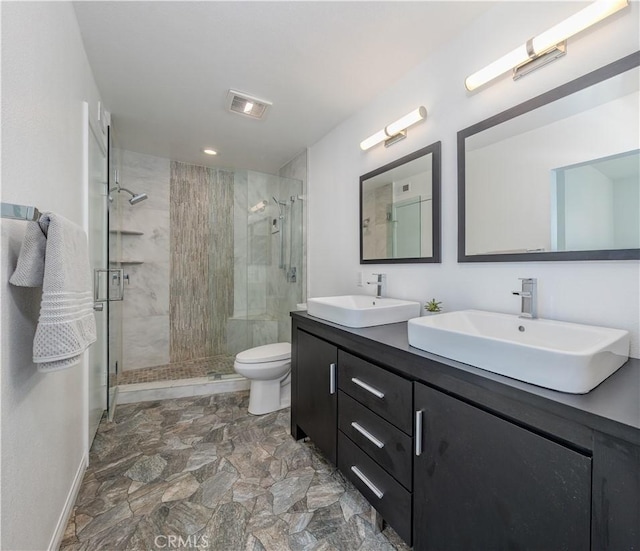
left=458, top=51, right=640, bottom=262
left=360, top=142, right=441, bottom=264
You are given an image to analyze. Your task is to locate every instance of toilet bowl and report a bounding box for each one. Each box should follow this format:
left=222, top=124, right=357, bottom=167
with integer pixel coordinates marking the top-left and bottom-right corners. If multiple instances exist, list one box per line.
left=234, top=342, right=291, bottom=415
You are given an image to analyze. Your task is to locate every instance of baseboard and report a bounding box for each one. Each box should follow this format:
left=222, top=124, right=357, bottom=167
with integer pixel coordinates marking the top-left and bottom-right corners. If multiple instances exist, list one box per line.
left=49, top=454, right=87, bottom=551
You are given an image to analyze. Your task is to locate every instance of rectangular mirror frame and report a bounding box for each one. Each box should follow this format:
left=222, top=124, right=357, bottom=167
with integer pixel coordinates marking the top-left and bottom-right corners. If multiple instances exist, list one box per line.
left=360, top=141, right=441, bottom=264
left=458, top=51, right=640, bottom=262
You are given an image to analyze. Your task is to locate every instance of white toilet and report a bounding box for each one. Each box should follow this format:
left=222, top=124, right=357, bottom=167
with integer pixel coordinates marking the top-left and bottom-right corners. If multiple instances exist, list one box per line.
left=234, top=342, right=292, bottom=415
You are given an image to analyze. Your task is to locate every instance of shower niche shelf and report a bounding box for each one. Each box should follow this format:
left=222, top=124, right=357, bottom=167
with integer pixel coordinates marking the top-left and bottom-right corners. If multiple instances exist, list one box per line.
left=110, top=260, right=144, bottom=265
left=109, top=229, right=144, bottom=235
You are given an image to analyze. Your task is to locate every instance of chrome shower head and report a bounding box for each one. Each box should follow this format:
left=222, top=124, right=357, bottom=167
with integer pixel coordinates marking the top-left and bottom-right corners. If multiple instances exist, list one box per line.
left=109, top=185, right=148, bottom=206
left=128, top=193, right=148, bottom=205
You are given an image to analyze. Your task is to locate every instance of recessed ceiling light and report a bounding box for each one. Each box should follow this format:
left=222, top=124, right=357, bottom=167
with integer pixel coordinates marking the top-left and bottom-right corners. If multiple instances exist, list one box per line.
left=203, top=149, right=217, bottom=155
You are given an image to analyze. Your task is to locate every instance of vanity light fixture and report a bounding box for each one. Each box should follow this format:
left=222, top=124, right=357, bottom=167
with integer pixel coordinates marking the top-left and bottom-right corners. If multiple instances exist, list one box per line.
left=360, top=106, right=427, bottom=151
left=203, top=148, right=218, bottom=155
left=465, top=0, right=629, bottom=91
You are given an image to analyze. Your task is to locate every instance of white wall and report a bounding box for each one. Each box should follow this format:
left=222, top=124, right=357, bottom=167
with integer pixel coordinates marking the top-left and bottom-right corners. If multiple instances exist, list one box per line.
left=1, top=3, right=102, bottom=550
left=308, top=1, right=640, bottom=357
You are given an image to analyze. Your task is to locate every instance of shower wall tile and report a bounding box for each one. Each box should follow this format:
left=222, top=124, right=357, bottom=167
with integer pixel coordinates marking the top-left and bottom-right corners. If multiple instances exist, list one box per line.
left=233, top=262, right=247, bottom=317
left=248, top=282, right=267, bottom=316
left=233, top=171, right=248, bottom=318
left=278, top=319, right=291, bottom=344
left=122, top=261, right=171, bottom=317
left=247, top=171, right=270, bottom=208
left=120, top=203, right=169, bottom=233
left=122, top=315, right=170, bottom=369
left=251, top=319, right=278, bottom=347
left=120, top=215, right=170, bottom=260
left=226, top=317, right=277, bottom=354
left=226, top=319, right=247, bottom=356
left=115, top=150, right=171, bottom=371
left=119, top=150, right=171, bottom=211
left=248, top=217, right=271, bottom=265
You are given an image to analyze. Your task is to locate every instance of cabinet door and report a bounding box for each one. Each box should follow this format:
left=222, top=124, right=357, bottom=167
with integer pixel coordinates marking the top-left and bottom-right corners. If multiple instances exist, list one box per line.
left=414, top=383, right=591, bottom=551
left=296, top=330, right=338, bottom=464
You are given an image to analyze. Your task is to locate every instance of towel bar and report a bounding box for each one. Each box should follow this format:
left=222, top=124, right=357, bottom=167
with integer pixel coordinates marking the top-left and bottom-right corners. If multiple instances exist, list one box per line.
left=1, top=202, right=41, bottom=221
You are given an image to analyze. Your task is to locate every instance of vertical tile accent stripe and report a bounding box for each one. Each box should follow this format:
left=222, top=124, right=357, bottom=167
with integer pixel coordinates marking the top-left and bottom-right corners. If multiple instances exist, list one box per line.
left=170, top=162, right=233, bottom=362
left=170, top=161, right=212, bottom=362
left=169, top=161, right=206, bottom=362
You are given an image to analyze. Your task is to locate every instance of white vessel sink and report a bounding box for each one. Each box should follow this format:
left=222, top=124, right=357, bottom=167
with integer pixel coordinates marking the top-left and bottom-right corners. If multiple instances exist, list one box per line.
left=407, top=310, right=630, bottom=394
left=307, top=295, right=421, bottom=328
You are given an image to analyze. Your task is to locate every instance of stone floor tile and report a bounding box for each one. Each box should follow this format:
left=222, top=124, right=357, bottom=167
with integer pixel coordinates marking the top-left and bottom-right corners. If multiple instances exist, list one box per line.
left=77, top=501, right=133, bottom=542
left=60, top=391, right=409, bottom=551
left=162, top=473, right=200, bottom=502
left=124, top=454, right=167, bottom=483
left=203, top=501, right=251, bottom=551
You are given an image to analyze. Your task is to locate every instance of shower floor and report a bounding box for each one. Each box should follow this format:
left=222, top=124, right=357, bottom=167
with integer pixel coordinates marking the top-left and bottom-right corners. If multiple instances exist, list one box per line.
left=117, top=354, right=237, bottom=385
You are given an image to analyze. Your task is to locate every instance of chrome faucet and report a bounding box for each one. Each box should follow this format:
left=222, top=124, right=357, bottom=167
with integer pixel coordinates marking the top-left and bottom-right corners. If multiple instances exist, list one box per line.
left=367, top=273, right=386, bottom=298
left=512, top=278, right=537, bottom=319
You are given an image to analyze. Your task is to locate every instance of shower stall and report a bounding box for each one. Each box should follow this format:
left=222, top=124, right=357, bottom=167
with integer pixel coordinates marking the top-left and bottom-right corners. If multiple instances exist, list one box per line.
left=108, top=153, right=304, bottom=390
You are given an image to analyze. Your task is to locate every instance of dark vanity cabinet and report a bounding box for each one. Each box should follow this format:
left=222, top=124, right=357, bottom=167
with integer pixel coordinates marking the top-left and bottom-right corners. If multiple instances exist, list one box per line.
left=291, top=313, right=640, bottom=551
left=337, top=352, right=414, bottom=543
left=293, top=330, right=338, bottom=464
left=413, top=383, right=591, bottom=550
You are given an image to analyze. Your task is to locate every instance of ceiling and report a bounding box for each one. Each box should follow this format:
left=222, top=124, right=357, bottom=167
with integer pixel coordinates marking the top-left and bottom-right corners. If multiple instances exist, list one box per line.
left=74, top=1, right=495, bottom=174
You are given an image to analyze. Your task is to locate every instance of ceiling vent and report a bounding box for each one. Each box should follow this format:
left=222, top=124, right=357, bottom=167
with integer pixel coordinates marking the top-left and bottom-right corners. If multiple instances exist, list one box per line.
left=226, top=90, right=272, bottom=120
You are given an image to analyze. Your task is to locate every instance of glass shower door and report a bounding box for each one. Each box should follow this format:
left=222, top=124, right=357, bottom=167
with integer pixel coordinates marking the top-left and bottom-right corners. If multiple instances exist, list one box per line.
left=86, top=105, right=108, bottom=448
left=107, top=130, right=122, bottom=417
left=225, top=170, right=303, bottom=356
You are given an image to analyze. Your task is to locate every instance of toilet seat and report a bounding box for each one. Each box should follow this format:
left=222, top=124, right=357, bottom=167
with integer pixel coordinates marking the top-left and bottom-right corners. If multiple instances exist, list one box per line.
left=235, top=342, right=291, bottom=364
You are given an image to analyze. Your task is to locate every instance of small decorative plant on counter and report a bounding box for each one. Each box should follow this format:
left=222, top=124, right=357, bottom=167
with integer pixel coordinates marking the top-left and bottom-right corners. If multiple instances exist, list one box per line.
left=424, top=298, right=443, bottom=314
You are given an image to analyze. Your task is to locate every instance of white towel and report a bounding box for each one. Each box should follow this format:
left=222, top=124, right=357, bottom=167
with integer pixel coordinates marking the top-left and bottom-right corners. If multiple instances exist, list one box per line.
left=10, top=213, right=97, bottom=372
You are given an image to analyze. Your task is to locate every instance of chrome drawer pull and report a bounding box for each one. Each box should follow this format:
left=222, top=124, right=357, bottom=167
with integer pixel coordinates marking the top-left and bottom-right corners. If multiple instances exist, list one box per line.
left=415, top=410, right=423, bottom=456
left=351, top=466, right=384, bottom=499
left=329, top=363, right=336, bottom=394
left=351, top=422, right=385, bottom=449
left=351, top=377, right=385, bottom=399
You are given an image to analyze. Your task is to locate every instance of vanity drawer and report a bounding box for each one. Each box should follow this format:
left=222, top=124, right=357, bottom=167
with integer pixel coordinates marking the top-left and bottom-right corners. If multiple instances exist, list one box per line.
left=338, top=431, right=412, bottom=544
left=338, top=351, right=413, bottom=434
left=338, top=391, right=412, bottom=490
